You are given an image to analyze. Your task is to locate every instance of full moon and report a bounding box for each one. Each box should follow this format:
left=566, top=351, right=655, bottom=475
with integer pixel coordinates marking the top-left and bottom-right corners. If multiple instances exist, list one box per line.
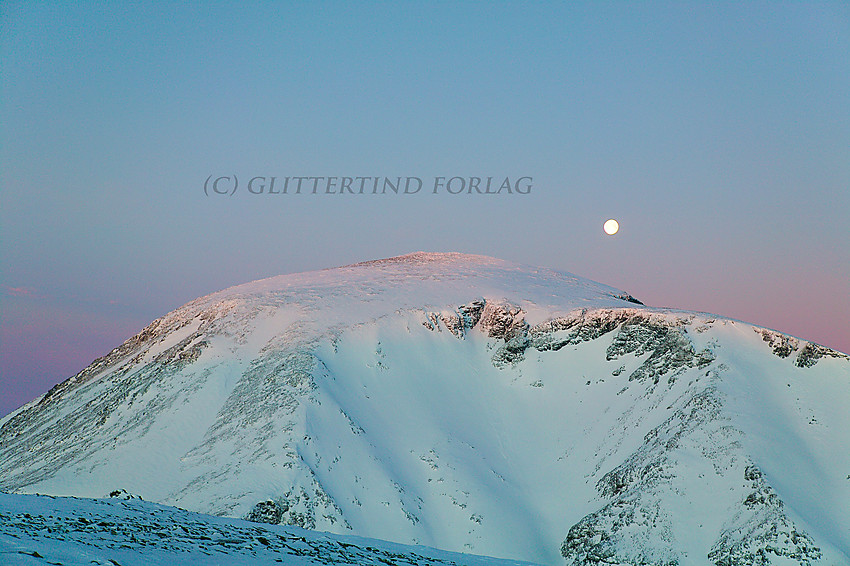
left=603, top=219, right=619, bottom=235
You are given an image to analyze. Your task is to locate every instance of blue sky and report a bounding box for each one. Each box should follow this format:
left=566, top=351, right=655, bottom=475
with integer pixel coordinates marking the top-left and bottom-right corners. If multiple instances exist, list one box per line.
left=2, top=1, right=848, bottom=416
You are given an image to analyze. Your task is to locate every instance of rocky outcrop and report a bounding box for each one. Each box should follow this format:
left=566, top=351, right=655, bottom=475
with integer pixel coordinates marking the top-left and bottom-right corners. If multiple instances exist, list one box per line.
left=708, top=466, right=822, bottom=566
left=607, top=319, right=715, bottom=385
left=757, top=328, right=847, bottom=367
left=614, top=292, right=645, bottom=305
left=563, top=383, right=825, bottom=566
left=562, top=387, right=723, bottom=566
left=795, top=341, right=847, bottom=368
left=562, top=500, right=679, bottom=566
left=423, top=304, right=715, bottom=384
left=245, top=476, right=349, bottom=531
left=423, top=299, right=486, bottom=339
left=245, top=499, right=285, bottom=524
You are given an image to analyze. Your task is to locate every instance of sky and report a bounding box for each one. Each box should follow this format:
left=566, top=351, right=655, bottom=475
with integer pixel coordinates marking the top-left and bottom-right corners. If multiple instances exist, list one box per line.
left=1, top=1, right=848, bottom=417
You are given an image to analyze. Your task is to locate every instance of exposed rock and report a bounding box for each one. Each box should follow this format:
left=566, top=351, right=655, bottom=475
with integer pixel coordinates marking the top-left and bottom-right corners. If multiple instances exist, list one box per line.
left=758, top=329, right=799, bottom=358
left=756, top=328, right=847, bottom=368
left=564, top=382, right=827, bottom=566
left=607, top=318, right=714, bottom=385
left=563, top=388, right=723, bottom=565
left=478, top=302, right=527, bottom=341
left=245, top=499, right=285, bottom=524
left=490, top=309, right=715, bottom=384
left=562, top=498, right=679, bottom=566
left=529, top=310, right=632, bottom=352
left=492, top=333, right=532, bottom=368
left=107, top=489, right=142, bottom=500
left=614, top=292, right=645, bottom=305
left=458, top=299, right=486, bottom=330
left=795, top=342, right=848, bottom=368
left=423, top=305, right=715, bottom=382
left=270, top=475, right=350, bottom=531
left=425, top=300, right=530, bottom=366
left=708, top=466, right=822, bottom=565
left=423, top=299, right=486, bottom=338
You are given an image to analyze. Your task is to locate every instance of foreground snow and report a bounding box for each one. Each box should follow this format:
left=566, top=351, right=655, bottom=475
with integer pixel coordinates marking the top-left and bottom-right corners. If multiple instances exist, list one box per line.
left=0, top=491, right=536, bottom=566
left=1, top=253, right=848, bottom=565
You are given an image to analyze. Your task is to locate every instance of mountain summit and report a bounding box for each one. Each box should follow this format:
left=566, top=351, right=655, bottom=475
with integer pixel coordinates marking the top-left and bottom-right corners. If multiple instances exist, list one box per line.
left=2, top=253, right=848, bottom=565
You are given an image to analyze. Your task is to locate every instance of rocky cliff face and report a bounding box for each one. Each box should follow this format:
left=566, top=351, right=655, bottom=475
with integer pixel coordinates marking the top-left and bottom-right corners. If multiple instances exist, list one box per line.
left=1, top=253, right=848, bottom=565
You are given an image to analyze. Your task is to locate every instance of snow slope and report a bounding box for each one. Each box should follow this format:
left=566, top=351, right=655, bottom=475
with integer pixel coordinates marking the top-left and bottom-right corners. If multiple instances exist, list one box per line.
left=1, top=252, right=848, bottom=565
left=0, top=491, right=536, bottom=566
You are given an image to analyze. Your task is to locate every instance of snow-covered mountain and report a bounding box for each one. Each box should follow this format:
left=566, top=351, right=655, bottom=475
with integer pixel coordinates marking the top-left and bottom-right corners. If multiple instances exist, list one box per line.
left=1, top=252, right=848, bottom=565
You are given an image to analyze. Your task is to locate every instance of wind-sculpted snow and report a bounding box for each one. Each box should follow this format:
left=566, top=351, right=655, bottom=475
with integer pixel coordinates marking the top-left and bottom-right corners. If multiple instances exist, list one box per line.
left=1, top=253, right=848, bottom=565
left=0, top=492, right=535, bottom=566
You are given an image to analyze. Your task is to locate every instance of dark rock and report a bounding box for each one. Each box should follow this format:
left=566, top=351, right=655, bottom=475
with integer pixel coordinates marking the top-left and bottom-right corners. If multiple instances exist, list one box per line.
left=708, top=465, right=822, bottom=565
left=245, top=500, right=286, bottom=524
left=795, top=342, right=848, bottom=368
left=614, top=293, right=645, bottom=305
